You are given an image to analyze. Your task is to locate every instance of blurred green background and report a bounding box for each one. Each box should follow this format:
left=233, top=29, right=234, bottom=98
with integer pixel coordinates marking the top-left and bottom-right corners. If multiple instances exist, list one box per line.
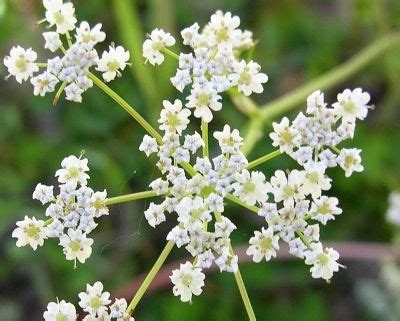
left=1, top=0, right=400, bottom=320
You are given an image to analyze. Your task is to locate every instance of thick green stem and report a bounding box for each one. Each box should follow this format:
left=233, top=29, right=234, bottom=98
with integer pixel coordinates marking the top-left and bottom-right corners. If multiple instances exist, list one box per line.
left=201, top=120, right=209, bottom=158
left=105, top=190, right=158, bottom=206
left=246, top=149, right=281, bottom=170
left=126, top=240, right=175, bottom=315
left=225, top=194, right=259, bottom=214
left=162, top=47, right=180, bottom=60
left=241, top=117, right=264, bottom=156
left=88, top=72, right=162, bottom=144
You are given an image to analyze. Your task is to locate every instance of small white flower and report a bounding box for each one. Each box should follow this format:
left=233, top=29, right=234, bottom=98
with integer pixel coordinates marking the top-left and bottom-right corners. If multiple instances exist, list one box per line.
left=78, top=281, right=111, bottom=316
left=195, top=250, right=215, bottom=269
left=310, top=196, right=342, bottom=225
left=43, top=31, right=63, bottom=52
left=205, top=11, right=241, bottom=47
left=184, top=132, right=204, bottom=154
left=333, top=88, right=370, bottom=124
left=214, top=216, right=236, bottom=238
left=143, top=28, right=175, bottom=65
left=43, top=300, right=77, bottom=321
left=270, top=169, right=306, bottom=207
left=12, top=216, right=47, bottom=250
left=30, top=71, right=59, bottom=96
left=55, top=155, right=90, bottom=188
left=4, top=46, right=39, bottom=83
left=109, top=298, right=128, bottom=319
left=90, top=190, right=109, bottom=217
left=170, top=68, right=192, bottom=92
left=337, top=148, right=364, bottom=177
left=59, top=228, right=93, bottom=264
left=186, top=84, right=222, bottom=123
left=233, top=170, right=270, bottom=206
left=269, top=117, right=300, bottom=153
left=306, top=90, right=326, bottom=114
left=215, top=249, right=238, bottom=272
left=181, top=23, right=200, bottom=47
left=149, top=178, right=169, bottom=195
left=96, top=45, right=130, bottom=82
left=246, top=227, right=280, bottom=263
left=44, top=0, right=77, bottom=34
left=166, top=226, right=190, bottom=248
left=144, top=203, right=166, bottom=227
left=75, top=21, right=106, bottom=50
left=229, top=60, right=268, bottom=96
left=32, top=183, right=54, bottom=204
left=158, top=99, right=191, bottom=134
left=170, top=261, right=205, bottom=302
left=302, top=161, right=331, bottom=199
left=213, top=125, right=243, bottom=154
left=65, top=83, right=84, bottom=103
left=304, top=243, right=341, bottom=281
left=139, top=135, right=158, bottom=156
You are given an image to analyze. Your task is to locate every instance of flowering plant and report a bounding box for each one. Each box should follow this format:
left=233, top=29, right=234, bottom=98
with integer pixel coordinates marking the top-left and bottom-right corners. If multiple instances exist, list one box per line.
left=4, top=1, right=388, bottom=320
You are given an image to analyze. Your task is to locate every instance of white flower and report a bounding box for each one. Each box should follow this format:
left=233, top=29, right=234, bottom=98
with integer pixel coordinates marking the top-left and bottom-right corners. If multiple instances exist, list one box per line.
left=387, top=191, right=400, bottom=226
left=4, top=46, right=39, bottom=83
left=170, top=261, right=205, bottom=302
left=229, top=60, right=268, bottom=96
left=43, top=31, right=62, bottom=52
left=65, top=83, right=84, bottom=102
left=213, top=125, right=243, bottom=154
left=12, top=216, right=47, bottom=250
left=143, top=28, right=176, bottom=65
left=96, top=45, right=130, bottom=82
left=302, top=161, right=331, bottom=199
left=215, top=249, right=238, bottom=272
left=166, top=226, right=190, bottom=247
left=214, top=216, right=236, bottom=238
left=176, top=196, right=211, bottom=227
left=43, top=300, right=77, bottom=321
left=336, top=148, right=364, bottom=177
left=304, top=243, right=341, bottom=281
left=310, top=196, right=342, bottom=225
left=306, top=90, right=326, bottom=114
left=109, top=298, right=128, bottom=319
left=75, top=21, right=106, bottom=50
left=184, top=132, right=204, bottom=154
left=55, top=155, right=90, bottom=188
left=233, top=170, right=270, bottom=206
left=181, top=23, right=200, bottom=47
left=59, top=228, right=93, bottom=264
left=158, top=99, right=191, bottom=134
left=195, top=250, right=215, bottom=269
left=90, top=190, right=109, bottom=217
left=32, top=183, right=54, bottom=204
left=149, top=178, right=169, bottom=195
left=332, top=88, right=370, bottom=124
left=144, top=203, right=166, bottom=227
left=44, top=0, right=77, bottom=34
left=30, top=71, right=59, bottom=96
left=269, top=117, right=300, bottom=153
left=139, top=135, right=158, bottom=156
left=246, top=227, right=280, bottom=262
left=186, top=84, right=222, bottom=123
left=78, top=281, right=111, bottom=316
left=270, top=169, right=306, bottom=207
left=205, top=11, right=241, bottom=47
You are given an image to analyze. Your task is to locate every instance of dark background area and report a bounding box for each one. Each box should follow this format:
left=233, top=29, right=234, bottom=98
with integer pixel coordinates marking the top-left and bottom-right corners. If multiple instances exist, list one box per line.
left=1, top=0, right=400, bottom=320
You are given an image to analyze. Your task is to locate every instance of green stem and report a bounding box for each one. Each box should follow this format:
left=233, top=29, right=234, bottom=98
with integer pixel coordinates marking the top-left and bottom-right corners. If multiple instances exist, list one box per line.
left=162, top=47, right=180, bottom=60
left=88, top=72, right=162, bottom=144
left=260, top=33, right=400, bottom=120
left=105, top=190, right=158, bottom=206
left=246, top=149, right=281, bottom=170
left=36, top=63, right=48, bottom=68
left=53, top=81, right=67, bottom=107
left=225, top=194, right=259, bottom=214
left=296, top=230, right=311, bottom=249
left=65, top=31, right=72, bottom=47
left=201, top=120, right=209, bottom=158
left=126, top=240, right=175, bottom=315
left=241, top=117, right=265, bottom=156
left=330, top=146, right=341, bottom=155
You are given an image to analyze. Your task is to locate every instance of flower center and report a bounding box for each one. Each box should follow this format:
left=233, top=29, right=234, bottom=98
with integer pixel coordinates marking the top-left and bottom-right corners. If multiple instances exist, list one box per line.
left=56, top=313, right=68, bottom=321
left=151, top=41, right=164, bottom=51
left=281, top=130, right=293, bottom=145
left=68, top=167, right=79, bottom=178
left=69, top=240, right=81, bottom=252
left=15, top=58, right=27, bottom=71
left=243, top=181, right=255, bottom=193
left=260, top=237, right=272, bottom=250
left=216, top=27, right=229, bottom=42
left=182, top=274, right=193, bottom=287
left=343, top=101, right=356, bottom=113
left=317, top=252, right=329, bottom=265
left=318, top=202, right=330, bottom=215
left=197, top=92, right=211, bottom=106
left=283, top=185, right=294, bottom=198
left=308, top=172, right=319, bottom=184
left=26, top=225, right=39, bottom=238
left=90, top=296, right=101, bottom=310
left=167, top=112, right=179, bottom=129
left=239, top=70, right=252, bottom=85
left=53, top=11, right=65, bottom=24
left=344, top=155, right=354, bottom=167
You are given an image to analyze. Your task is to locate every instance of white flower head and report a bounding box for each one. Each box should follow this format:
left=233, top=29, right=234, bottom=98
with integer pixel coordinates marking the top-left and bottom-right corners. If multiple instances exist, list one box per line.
left=233, top=169, right=270, bottom=206
left=186, top=84, right=222, bottom=123
left=304, top=243, right=341, bottom=281
left=96, top=45, right=130, bottom=82
left=43, top=31, right=62, bottom=52
left=33, top=183, right=54, bottom=204
left=44, top=0, right=77, bottom=34
left=229, top=60, right=268, bottom=96
left=78, top=281, right=111, bottom=316
left=270, top=169, right=306, bottom=207
left=170, top=261, right=205, bottom=302
left=30, top=71, right=59, bottom=96
left=246, top=227, right=280, bottom=262
left=333, top=88, right=370, bottom=124
left=12, top=216, right=47, bottom=250
left=310, top=196, right=342, bottom=225
left=139, top=135, right=158, bottom=156
left=43, top=299, right=77, bottom=321
left=4, top=46, right=39, bottom=83
left=302, top=161, right=331, bottom=199
left=143, top=28, right=176, bottom=65
left=213, top=125, right=243, bottom=154
left=337, top=148, right=364, bottom=177
left=75, top=21, right=106, bottom=50
left=159, top=99, right=191, bottom=135
left=59, top=228, right=93, bottom=265
left=269, top=117, right=300, bottom=153
left=55, top=155, right=90, bottom=188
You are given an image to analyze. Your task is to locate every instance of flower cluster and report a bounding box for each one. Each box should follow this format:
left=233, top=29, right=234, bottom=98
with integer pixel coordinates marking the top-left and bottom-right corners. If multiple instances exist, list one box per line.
left=270, top=89, right=369, bottom=176
left=12, top=155, right=109, bottom=267
left=143, top=11, right=268, bottom=122
left=3, top=0, right=129, bottom=102
left=43, top=281, right=134, bottom=321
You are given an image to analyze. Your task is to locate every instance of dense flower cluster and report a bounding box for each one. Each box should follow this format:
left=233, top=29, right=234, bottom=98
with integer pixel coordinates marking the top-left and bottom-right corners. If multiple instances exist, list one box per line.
left=12, top=155, right=109, bottom=267
left=3, top=0, right=129, bottom=102
left=43, top=281, right=134, bottom=321
left=143, top=11, right=267, bottom=122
